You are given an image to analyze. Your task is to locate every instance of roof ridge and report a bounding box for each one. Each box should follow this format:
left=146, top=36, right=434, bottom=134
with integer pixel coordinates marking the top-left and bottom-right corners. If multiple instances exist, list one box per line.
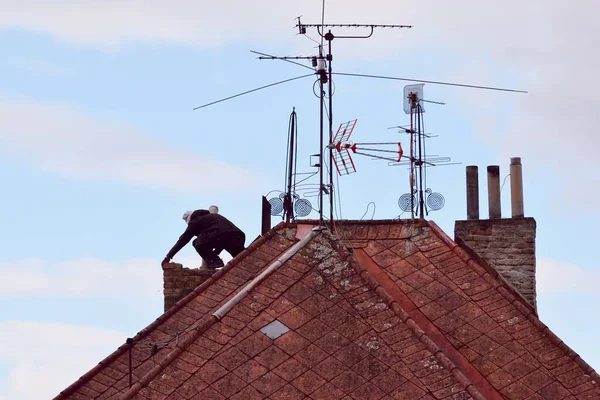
left=427, top=220, right=600, bottom=384
left=54, top=222, right=288, bottom=400
left=299, top=218, right=428, bottom=226
left=349, top=246, right=500, bottom=400
left=120, top=226, right=324, bottom=400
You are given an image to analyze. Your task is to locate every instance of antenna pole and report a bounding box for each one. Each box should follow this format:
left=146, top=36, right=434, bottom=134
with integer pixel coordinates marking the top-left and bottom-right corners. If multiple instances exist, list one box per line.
left=319, top=51, right=325, bottom=225
left=409, top=98, right=415, bottom=219
left=286, top=108, right=297, bottom=222
left=327, top=31, right=334, bottom=230
left=417, top=104, right=424, bottom=219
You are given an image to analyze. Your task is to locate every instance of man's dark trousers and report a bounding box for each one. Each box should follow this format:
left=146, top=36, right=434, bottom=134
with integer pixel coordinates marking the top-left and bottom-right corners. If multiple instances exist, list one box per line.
left=193, top=231, right=246, bottom=262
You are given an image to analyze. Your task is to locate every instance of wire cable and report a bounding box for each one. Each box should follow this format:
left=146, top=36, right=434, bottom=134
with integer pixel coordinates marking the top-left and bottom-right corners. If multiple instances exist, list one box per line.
left=294, top=172, right=318, bottom=186
left=490, top=173, right=511, bottom=213
left=193, top=74, right=314, bottom=110
left=333, top=72, right=528, bottom=94
left=303, top=34, right=322, bottom=47
left=360, top=202, right=376, bottom=220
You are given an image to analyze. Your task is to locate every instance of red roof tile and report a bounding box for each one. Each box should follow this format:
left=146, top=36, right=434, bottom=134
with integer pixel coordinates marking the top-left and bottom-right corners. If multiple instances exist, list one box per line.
left=55, top=220, right=600, bottom=400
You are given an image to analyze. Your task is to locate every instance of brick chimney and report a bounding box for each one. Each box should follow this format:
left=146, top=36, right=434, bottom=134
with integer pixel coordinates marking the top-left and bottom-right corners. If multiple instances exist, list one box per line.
left=455, top=158, right=537, bottom=310
left=162, top=263, right=214, bottom=311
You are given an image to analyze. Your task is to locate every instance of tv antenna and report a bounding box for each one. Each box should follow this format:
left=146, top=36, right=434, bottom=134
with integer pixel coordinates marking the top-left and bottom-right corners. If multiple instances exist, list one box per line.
left=390, top=84, right=458, bottom=219
left=192, top=5, right=527, bottom=227
left=328, top=119, right=405, bottom=176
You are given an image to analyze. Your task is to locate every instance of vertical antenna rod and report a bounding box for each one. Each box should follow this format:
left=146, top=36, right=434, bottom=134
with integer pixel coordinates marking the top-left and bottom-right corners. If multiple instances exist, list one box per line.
left=327, top=31, right=334, bottom=229
left=318, top=50, right=325, bottom=224
left=285, top=108, right=297, bottom=222
left=409, top=94, right=416, bottom=219
left=417, top=104, right=425, bottom=219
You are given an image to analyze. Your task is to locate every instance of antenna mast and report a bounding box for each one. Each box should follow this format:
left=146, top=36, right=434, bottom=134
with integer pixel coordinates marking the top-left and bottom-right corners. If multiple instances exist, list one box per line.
left=394, top=84, right=456, bottom=219
left=296, top=19, right=413, bottom=228
left=284, top=108, right=297, bottom=222
left=265, top=108, right=314, bottom=222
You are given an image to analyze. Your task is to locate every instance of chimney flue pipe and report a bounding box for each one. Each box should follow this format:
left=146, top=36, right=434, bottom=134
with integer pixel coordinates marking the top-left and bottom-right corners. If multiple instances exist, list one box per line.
left=487, top=165, right=501, bottom=219
left=510, top=157, right=524, bottom=218
left=466, top=166, right=479, bottom=220
left=261, top=196, right=271, bottom=235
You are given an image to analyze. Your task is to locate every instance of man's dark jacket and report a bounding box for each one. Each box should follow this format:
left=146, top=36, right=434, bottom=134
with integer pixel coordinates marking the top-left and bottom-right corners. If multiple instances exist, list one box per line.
left=165, top=210, right=243, bottom=260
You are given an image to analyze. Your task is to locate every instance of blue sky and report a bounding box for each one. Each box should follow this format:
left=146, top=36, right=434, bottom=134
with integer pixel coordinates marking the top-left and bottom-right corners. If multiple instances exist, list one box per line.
left=0, top=1, right=598, bottom=398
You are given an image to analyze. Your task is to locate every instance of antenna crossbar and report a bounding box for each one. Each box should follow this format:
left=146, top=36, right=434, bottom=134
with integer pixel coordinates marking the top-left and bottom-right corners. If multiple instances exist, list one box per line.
left=297, top=23, right=413, bottom=28
left=258, top=56, right=315, bottom=60
left=296, top=19, right=412, bottom=39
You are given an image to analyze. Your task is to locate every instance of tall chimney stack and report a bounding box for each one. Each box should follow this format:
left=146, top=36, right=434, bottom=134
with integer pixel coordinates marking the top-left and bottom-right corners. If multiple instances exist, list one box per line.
left=487, top=165, right=501, bottom=219
left=466, top=166, right=479, bottom=220
left=456, top=158, right=537, bottom=310
left=510, top=157, right=524, bottom=218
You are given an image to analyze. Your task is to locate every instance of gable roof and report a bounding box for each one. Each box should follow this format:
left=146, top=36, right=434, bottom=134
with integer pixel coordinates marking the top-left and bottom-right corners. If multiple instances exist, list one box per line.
left=55, top=220, right=600, bottom=400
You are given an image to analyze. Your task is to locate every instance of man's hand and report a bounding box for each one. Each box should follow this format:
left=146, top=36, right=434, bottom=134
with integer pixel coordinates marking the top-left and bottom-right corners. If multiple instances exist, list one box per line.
left=161, top=256, right=171, bottom=266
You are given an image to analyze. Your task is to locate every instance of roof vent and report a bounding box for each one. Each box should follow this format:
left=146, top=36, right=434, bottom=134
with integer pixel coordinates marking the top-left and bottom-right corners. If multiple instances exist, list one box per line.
left=260, top=320, right=289, bottom=340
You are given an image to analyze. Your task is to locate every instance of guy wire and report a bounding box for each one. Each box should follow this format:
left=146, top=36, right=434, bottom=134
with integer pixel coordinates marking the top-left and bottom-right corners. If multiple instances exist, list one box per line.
left=490, top=173, right=511, bottom=213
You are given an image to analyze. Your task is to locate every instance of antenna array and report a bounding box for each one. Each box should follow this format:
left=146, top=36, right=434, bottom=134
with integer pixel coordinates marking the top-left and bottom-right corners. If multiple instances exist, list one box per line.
left=192, top=5, right=527, bottom=226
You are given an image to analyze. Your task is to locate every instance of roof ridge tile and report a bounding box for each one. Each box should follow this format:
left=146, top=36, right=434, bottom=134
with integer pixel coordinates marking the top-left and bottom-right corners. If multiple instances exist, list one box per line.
left=347, top=244, right=502, bottom=400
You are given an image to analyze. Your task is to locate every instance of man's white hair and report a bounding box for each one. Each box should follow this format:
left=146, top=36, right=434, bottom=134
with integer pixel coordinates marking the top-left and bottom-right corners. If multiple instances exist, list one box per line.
left=182, top=210, right=193, bottom=224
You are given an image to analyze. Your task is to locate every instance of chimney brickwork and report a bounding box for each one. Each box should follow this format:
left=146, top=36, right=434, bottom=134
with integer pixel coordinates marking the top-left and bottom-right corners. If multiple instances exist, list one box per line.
left=455, top=218, right=537, bottom=309
left=162, top=262, right=214, bottom=311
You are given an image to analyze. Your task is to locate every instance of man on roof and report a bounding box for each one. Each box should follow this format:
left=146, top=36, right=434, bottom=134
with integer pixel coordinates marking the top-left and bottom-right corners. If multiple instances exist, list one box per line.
left=162, top=206, right=246, bottom=269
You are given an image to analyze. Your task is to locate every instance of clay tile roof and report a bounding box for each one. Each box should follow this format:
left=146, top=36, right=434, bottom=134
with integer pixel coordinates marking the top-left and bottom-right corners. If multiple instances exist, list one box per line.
left=55, top=220, right=600, bottom=400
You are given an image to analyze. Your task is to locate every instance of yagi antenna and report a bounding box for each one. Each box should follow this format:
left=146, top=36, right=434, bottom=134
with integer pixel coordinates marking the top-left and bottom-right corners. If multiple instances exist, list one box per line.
left=328, top=119, right=405, bottom=176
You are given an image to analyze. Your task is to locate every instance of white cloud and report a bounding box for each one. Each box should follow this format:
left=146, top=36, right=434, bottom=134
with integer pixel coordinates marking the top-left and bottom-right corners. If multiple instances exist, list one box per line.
left=537, top=257, right=600, bottom=294
left=0, top=257, right=162, bottom=297
left=6, top=57, right=68, bottom=76
left=0, top=321, right=126, bottom=400
left=0, top=0, right=299, bottom=48
left=0, top=255, right=234, bottom=297
left=0, top=98, right=258, bottom=193
left=0, top=1, right=592, bottom=54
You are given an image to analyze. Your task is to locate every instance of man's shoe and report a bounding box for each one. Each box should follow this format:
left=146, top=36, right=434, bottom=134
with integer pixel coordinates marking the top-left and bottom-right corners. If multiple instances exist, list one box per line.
left=206, top=257, right=224, bottom=270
